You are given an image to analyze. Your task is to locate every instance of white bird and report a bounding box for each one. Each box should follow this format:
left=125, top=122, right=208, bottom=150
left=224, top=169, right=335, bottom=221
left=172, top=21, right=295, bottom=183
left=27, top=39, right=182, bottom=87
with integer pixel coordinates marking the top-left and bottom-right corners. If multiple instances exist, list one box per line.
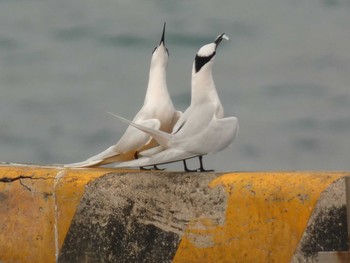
left=65, top=23, right=181, bottom=168
left=114, top=33, right=238, bottom=172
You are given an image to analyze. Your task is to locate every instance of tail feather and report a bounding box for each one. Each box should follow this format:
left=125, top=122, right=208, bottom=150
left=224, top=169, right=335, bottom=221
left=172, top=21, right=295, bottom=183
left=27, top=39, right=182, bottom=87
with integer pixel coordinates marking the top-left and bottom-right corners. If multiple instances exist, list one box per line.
left=64, top=159, right=103, bottom=168
left=64, top=145, right=120, bottom=168
left=108, top=112, right=172, bottom=147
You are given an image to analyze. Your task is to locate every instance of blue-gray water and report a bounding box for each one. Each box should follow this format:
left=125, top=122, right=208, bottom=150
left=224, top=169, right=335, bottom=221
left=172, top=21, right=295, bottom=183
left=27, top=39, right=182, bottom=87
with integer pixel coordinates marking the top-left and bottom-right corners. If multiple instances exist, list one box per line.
left=1, top=0, right=350, bottom=171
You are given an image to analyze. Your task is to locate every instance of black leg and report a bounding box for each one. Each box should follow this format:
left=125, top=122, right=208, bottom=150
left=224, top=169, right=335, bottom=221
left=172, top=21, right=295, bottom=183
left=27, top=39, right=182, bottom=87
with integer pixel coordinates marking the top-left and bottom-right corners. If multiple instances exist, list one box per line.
left=153, top=165, right=165, bottom=171
left=136, top=152, right=161, bottom=170
left=140, top=165, right=165, bottom=171
left=183, top=160, right=197, bottom=172
left=198, top=156, right=214, bottom=172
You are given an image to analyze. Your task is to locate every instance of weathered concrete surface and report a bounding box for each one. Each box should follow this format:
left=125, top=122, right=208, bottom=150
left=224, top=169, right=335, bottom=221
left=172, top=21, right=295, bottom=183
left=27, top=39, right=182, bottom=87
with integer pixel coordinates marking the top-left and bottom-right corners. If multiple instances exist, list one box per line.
left=293, top=178, right=348, bottom=262
left=58, top=172, right=226, bottom=262
left=0, top=165, right=349, bottom=263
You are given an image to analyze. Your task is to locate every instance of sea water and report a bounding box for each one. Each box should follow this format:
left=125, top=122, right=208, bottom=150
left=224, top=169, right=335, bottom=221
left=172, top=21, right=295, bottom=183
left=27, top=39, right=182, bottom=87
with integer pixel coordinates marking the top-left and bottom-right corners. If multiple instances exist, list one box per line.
left=1, top=0, right=350, bottom=171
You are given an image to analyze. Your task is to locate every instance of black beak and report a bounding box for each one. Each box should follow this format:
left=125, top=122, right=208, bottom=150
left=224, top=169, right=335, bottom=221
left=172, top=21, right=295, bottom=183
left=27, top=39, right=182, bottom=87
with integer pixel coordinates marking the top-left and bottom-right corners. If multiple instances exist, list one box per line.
left=160, top=22, right=166, bottom=45
left=214, top=33, right=226, bottom=49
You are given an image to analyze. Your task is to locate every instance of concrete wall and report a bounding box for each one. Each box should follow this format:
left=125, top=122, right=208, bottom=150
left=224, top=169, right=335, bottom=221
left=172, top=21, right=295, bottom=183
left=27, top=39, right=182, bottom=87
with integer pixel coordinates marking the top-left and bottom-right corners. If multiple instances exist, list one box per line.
left=0, top=164, right=348, bottom=262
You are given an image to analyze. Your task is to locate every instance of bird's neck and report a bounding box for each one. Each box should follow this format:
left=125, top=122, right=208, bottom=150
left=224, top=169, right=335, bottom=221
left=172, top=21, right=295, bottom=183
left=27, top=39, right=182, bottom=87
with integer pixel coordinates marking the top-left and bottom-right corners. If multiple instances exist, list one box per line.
left=191, top=64, right=220, bottom=105
left=144, top=65, right=171, bottom=105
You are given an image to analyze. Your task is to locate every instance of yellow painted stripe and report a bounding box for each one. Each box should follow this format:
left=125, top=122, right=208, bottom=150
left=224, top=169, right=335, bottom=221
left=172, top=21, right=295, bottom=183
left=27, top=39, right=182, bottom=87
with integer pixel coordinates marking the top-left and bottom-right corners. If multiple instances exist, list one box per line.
left=0, top=165, right=133, bottom=263
left=173, top=172, right=347, bottom=263
left=0, top=166, right=57, bottom=263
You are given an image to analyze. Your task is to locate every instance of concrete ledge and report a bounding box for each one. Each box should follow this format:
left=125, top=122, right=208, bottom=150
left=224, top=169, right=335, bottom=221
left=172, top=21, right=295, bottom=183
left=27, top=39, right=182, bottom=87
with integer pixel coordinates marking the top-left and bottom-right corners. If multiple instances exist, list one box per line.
left=0, top=165, right=348, bottom=262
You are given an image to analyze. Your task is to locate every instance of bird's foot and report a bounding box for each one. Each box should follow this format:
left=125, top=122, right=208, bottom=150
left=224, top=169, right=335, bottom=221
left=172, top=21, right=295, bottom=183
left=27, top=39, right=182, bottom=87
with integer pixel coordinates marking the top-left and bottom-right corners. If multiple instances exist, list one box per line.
left=183, top=160, right=197, bottom=172
left=140, top=165, right=165, bottom=171
left=153, top=165, right=165, bottom=171
left=198, top=167, right=214, bottom=172
left=185, top=167, right=198, bottom=172
left=198, top=156, right=214, bottom=172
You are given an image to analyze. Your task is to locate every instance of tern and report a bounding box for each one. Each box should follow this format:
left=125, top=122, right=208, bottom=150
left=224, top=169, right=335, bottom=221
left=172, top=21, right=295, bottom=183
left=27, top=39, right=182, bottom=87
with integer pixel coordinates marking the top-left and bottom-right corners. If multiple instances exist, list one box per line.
left=65, top=23, right=181, bottom=168
left=114, top=33, right=238, bottom=172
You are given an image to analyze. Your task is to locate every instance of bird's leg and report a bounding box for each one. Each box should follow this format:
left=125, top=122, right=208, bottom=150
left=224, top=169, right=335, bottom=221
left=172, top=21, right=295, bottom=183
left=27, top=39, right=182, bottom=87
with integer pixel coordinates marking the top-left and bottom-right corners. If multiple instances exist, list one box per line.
left=153, top=165, right=165, bottom=171
left=135, top=151, right=165, bottom=171
left=198, top=156, right=214, bottom=172
left=183, top=160, right=197, bottom=172
left=139, top=165, right=164, bottom=171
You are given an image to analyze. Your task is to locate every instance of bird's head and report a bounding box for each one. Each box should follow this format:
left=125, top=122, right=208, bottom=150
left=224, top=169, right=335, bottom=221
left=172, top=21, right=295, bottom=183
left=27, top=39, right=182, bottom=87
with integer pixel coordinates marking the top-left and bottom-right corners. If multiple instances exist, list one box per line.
left=194, top=33, right=229, bottom=73
left=150, top=22, right=169, bottom=68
